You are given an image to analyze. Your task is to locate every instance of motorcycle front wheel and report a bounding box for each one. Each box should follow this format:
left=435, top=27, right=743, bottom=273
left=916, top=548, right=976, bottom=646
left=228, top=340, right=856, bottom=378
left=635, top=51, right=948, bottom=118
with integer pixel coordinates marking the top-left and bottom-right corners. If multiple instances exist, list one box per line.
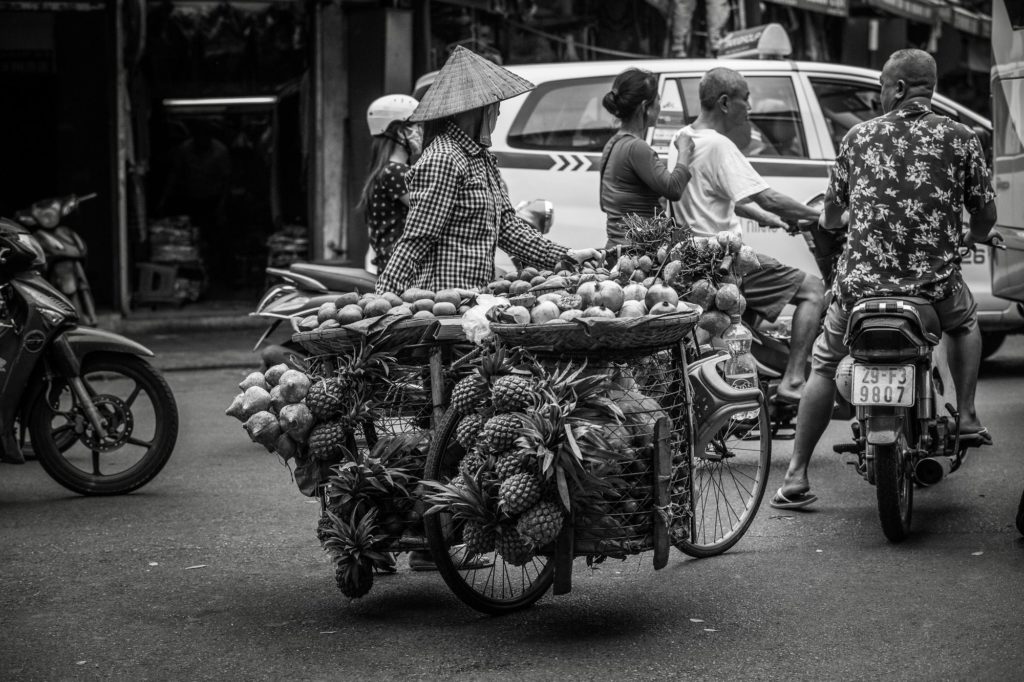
left=29, top=352, right=179, bottom=495
left=873, top=425, right=913, bottom=542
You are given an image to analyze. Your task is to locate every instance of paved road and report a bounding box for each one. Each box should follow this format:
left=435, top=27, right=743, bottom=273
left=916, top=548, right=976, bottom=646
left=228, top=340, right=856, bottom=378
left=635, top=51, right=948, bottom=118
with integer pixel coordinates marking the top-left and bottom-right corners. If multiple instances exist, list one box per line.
left=2, top=335, right=1023, bottom=680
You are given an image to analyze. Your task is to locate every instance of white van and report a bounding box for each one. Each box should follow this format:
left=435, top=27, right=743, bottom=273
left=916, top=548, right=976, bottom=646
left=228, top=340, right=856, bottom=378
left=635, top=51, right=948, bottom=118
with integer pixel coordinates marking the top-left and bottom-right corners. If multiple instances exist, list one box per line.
left=408, top=47, right=1021, bottom=357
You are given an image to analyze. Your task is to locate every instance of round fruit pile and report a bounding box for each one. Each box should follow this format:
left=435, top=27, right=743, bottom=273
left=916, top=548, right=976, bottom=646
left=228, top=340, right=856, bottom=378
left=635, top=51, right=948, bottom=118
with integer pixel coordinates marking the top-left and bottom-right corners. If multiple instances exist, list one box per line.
left=296, top=288, right=476, bottom=333
left=225, top=364, right=314, bottom=462
left=476, top=217, right=759, bottom=337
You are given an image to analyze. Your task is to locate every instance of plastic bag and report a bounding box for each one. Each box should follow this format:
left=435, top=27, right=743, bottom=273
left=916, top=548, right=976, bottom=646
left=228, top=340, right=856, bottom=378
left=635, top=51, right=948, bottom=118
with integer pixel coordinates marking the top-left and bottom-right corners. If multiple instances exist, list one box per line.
left=461, top=293, right=510, bottom=345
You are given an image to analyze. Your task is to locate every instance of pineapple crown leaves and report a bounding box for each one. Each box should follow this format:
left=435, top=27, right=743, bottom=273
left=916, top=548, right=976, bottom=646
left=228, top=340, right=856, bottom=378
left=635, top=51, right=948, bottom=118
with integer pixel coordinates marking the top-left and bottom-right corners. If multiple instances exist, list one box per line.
left=538, top=362, right=624, bottom=424
left=421, top=472, right=498, bottom=526
left=320, top=507, right=390, bottom=568
left=325, top=457, right=413, bottom=514
left=370, top=432, right=429, bottom=470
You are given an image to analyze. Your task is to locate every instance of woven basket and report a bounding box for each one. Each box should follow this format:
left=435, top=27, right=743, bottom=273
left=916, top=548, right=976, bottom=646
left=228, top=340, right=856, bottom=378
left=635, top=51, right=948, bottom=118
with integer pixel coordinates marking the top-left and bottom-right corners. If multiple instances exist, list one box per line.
left=490, top=309, right=698, bottom=354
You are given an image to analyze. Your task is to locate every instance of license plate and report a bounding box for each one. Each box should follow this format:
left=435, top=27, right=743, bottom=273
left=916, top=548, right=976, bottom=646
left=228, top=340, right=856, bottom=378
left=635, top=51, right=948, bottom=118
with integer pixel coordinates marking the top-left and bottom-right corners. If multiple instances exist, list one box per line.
left=851, top=364, right=915, bottom=406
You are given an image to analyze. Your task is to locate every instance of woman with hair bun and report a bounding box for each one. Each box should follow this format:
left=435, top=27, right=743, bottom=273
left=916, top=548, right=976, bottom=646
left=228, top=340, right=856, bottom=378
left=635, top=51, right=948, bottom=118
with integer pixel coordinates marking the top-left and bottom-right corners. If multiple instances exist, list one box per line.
left=599, top=67, right=693, bottom=250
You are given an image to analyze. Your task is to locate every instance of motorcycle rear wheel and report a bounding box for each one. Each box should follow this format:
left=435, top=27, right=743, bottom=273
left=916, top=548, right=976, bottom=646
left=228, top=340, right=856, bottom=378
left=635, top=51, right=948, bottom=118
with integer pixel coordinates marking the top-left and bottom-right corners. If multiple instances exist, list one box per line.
left=29, top=352, right=179, bottom=495
left=873, top=434, right=913, bottom=542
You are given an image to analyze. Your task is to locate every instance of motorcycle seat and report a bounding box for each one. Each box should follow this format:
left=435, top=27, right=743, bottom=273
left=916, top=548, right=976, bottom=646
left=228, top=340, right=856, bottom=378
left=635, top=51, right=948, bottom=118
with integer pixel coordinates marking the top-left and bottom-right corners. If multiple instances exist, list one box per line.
left=846, top=297, right=941, bottom=360
left=289, top=262, right=377, bottom=293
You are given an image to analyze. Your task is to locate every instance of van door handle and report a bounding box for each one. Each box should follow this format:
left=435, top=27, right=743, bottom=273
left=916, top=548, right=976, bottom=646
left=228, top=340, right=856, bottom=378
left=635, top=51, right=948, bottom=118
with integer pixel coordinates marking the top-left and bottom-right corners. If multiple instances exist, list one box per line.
left=997, top=180, right=1011, bottom=190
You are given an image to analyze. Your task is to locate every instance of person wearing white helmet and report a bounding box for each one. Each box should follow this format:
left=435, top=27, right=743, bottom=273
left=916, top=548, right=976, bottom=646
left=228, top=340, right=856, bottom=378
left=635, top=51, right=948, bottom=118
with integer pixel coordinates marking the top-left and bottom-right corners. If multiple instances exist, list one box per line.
left=357, top=94, right=422, bottom=272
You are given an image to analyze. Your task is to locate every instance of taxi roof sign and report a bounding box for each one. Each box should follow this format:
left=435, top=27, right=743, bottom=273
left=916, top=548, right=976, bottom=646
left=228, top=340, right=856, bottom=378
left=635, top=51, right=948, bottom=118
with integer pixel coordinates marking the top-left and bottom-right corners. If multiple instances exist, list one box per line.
left=716, top=23, right=792, bottom=59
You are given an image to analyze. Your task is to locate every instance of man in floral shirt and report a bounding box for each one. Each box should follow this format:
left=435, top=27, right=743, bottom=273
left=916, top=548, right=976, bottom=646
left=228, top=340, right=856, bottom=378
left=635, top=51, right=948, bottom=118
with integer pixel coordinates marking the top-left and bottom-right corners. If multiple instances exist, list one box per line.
left=771, top=49, right=998, bottom=510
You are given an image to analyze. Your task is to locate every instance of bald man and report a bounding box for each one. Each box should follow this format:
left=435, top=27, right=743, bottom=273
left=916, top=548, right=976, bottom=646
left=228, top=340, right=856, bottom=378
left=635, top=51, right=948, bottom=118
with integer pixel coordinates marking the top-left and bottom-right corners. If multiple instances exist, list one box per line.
left=772, top=49, right=999, bottom=509
left=669, top=67, right=824, bottom=405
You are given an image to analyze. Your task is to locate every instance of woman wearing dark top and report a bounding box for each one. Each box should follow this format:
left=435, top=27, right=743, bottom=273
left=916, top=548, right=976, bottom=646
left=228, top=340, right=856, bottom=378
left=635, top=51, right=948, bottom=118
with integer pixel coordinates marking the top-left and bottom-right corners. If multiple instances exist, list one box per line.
left=357, top=94, right=422, bottom=272
left=600, top=67, right=693, bottom=249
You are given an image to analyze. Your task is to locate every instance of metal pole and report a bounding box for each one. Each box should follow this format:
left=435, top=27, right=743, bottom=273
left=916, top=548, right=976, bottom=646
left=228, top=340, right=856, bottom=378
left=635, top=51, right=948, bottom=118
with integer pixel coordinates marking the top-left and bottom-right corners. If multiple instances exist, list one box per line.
left=114, top=0, right=131, bottom=316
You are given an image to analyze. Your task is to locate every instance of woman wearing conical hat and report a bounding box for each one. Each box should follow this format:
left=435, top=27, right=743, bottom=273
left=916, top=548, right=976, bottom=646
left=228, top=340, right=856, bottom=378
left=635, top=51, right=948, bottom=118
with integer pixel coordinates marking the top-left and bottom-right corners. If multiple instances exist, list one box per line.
left=375, top=46, right=601, bottom=296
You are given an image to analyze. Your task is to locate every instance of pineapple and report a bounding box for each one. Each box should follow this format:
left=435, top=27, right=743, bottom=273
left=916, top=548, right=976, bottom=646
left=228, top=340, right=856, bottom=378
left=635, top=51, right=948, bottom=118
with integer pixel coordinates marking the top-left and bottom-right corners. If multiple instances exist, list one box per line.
left=421, top=473, right=498, bottom=557
left=449, top=344, right=508, bottom=415
left=306, top=377, right=347, bottom=421
left=494, top=454, right=528, bottom=482
left=498, top=472, right=542, bottom=516
left=449, top=374, right=489, bottom=417
left=516, top=500, right=565, bottom=549
left=455, top=413, right=484, bottom=450
left=458, top=450, right=486, bottom=479
left=320, top=508, right=391, bottom=599
left=491, top=374, right=535, bottom=413
left=462, top=520, right=497, bottom=555
left=316, top=512, right=333, bottom=544
left=494, top=525, right=533, bottom=566
left=308, top=419, right=349, bottom=461
left=480, top=413, right=521, bottom=454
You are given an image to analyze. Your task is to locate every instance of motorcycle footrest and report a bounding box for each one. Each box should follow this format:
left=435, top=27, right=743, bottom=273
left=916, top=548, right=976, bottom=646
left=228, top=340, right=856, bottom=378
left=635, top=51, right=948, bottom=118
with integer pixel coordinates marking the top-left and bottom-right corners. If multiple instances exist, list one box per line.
left=833, top=441, right=862, bottom=454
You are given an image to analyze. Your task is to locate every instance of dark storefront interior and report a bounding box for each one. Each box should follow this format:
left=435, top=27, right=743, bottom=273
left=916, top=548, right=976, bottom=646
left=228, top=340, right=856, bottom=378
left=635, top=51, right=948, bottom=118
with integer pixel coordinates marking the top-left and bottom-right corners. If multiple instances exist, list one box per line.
left=140, top=1, right=309, bottom=303
left=0, top=9, right=115, bottom=305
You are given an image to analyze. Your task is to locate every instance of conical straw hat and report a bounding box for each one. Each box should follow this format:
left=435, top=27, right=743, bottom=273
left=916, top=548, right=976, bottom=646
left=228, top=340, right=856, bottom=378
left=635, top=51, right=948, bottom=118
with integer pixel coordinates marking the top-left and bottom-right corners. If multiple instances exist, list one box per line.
left=409, top=46, right=535, bottom=122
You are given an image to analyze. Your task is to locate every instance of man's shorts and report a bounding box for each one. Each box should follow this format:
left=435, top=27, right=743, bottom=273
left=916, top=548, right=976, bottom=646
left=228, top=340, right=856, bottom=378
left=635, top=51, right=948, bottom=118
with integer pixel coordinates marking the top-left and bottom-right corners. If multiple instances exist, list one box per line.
left=811, top=279, right=979, bottom=380
left=741, top=253, right=807, bottom=323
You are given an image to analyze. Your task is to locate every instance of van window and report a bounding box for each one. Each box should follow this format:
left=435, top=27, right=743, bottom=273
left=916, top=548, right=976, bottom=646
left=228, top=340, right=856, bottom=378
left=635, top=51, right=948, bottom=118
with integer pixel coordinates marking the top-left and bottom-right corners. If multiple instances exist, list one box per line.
left=654, top=75, right=807, bottom=159
left=507, top=76, right=617, bottom=152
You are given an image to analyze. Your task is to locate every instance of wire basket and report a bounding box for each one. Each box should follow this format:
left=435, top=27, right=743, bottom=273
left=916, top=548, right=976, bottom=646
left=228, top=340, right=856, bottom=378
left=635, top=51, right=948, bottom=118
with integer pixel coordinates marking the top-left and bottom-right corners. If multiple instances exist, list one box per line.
left=490, top=309, right=699, bottom=356
left=563, top=351, right=691, bottom=557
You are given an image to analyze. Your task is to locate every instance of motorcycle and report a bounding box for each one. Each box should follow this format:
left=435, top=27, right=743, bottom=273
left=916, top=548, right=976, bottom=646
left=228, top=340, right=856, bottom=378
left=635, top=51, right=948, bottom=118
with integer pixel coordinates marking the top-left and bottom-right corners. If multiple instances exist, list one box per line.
left=14, top=193, right=99, bottom=326
left=829, top=294, right=993, bottom=542
left=0, top=218, right=179, bottom=495
left=251, top=200, right=556, bottom=369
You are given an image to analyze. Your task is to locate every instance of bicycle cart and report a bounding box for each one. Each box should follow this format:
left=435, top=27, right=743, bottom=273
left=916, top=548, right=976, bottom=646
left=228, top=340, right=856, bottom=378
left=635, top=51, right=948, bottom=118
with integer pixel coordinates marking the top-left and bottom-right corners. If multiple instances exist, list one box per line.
left=229, top=215, right=773, bottom=608
left=422, top=311, right=771, bottom=614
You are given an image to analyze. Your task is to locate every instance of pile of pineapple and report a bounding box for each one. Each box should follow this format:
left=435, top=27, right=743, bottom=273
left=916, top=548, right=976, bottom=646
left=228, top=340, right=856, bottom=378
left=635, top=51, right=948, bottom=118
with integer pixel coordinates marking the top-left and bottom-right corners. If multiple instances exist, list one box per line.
left=226, top=340, right=427, bottom=600
left=424, top=344, right=673, bottom=565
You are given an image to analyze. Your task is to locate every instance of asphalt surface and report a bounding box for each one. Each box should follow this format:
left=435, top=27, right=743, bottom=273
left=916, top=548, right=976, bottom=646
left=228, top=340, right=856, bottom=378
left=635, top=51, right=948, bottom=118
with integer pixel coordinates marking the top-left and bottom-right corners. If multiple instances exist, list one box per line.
left=2, top=332, right=1023, bottom=680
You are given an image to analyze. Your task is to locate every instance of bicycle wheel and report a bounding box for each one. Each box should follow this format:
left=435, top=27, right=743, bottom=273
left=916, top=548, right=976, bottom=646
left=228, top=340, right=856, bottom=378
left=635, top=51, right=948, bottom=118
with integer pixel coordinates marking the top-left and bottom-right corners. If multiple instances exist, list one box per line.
left=674, top=399, right=771, bottom=557
left=30, top=352, right=179, bottom=495
left=874, top=422, right=913, bottom=542
left=423, top=408, right=554, bottom=615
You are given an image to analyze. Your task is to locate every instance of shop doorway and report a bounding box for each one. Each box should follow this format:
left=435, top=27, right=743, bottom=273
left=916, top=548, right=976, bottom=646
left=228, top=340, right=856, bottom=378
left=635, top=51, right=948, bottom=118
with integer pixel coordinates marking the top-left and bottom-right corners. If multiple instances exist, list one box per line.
left=146, top=88, right=305, bottom=304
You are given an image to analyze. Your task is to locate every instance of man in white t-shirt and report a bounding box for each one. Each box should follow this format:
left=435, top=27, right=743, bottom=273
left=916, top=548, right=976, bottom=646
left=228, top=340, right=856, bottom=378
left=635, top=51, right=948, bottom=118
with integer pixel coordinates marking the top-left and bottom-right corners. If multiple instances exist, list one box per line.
left=668, top=67, right=824, bottom=404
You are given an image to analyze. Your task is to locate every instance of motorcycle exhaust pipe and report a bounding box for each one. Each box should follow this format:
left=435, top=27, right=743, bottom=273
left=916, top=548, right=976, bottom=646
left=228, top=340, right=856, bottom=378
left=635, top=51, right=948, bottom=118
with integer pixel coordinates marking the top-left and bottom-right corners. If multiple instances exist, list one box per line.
left=915, top=456, right=953, bottom=486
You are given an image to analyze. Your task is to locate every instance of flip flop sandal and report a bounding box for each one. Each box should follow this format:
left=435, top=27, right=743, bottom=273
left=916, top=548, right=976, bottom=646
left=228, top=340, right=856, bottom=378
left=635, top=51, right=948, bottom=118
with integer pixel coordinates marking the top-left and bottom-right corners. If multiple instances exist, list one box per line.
left=769, top=487, right=818, bottom=510
left=958, top=427, right=993, bottom=447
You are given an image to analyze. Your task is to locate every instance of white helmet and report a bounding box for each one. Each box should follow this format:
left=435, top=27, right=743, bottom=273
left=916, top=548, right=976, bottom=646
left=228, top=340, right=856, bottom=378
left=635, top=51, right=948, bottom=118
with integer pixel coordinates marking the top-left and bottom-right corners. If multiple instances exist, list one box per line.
left=366, top=94, right=419, bottom=136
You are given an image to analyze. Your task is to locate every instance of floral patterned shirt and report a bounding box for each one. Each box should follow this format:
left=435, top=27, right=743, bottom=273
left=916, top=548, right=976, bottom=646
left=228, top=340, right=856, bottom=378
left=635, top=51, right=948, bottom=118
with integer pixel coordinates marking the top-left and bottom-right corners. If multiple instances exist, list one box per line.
left=827, top=100, right=995, bottom=308
left=376, top=121, right=568, bottom=295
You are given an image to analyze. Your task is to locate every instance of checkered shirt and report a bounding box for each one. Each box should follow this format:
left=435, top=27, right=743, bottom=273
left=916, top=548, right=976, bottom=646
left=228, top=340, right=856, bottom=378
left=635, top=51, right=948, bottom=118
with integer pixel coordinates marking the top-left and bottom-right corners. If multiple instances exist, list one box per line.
left=375, top=121, right=568, bottom=295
